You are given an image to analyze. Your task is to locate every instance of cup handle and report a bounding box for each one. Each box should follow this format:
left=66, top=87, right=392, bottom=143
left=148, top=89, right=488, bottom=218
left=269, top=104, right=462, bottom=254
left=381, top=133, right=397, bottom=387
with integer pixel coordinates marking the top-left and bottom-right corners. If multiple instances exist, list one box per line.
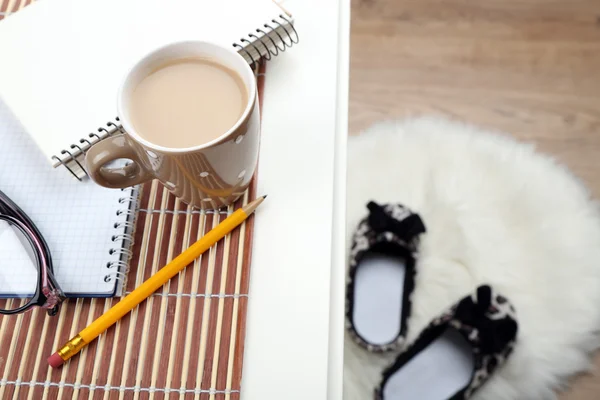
left=85, top=134, right=153, bottom=188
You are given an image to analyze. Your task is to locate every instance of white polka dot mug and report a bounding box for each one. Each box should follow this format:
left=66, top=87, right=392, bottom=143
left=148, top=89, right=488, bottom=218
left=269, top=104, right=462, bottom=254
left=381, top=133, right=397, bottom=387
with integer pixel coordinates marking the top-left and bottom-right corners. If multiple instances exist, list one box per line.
left=85, top=41, right=260, bottom=210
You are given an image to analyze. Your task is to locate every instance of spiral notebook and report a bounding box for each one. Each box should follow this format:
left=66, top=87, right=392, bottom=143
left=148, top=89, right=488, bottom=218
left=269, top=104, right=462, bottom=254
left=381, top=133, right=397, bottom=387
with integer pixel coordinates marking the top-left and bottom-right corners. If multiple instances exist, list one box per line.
left=0, top=0, right=297, bottom=180
left=0, top=99, right=137, bottom=297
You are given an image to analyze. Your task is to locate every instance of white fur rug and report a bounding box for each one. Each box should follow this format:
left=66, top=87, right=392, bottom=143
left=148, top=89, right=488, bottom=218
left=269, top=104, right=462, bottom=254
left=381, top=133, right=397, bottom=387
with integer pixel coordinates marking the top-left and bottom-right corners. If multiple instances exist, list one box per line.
left=344, top=116, right=600, bottom=400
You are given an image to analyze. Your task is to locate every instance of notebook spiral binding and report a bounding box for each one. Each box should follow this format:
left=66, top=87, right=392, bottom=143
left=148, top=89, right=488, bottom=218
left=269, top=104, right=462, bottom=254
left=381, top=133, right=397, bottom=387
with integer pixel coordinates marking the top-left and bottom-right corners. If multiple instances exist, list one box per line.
left=51, top=118, right=124, bottom=181
left=103, top=186, right=141, bottom=293
left=233, top=13, right=299, bottom=69
left=51, top=13, right=298, bottom=180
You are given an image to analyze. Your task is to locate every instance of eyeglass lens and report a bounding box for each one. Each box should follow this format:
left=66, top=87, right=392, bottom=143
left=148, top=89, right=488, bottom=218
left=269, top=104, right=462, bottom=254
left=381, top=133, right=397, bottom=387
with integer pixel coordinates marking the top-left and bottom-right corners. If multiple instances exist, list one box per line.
left=0, top=218, right=39, bottom=311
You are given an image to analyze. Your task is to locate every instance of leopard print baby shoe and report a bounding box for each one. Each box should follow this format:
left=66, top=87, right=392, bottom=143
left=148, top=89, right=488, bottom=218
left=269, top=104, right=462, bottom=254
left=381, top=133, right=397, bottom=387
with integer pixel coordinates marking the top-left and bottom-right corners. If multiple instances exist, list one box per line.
left=374, top=285, right=518, bottom=400
left=346, top=200, right=426, bottom=353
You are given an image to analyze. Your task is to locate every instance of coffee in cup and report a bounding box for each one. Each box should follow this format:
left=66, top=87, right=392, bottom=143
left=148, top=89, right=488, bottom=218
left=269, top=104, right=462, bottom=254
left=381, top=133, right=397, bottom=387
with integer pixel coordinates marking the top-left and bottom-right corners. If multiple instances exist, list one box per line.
left=129, top=57, right=248, bottom=148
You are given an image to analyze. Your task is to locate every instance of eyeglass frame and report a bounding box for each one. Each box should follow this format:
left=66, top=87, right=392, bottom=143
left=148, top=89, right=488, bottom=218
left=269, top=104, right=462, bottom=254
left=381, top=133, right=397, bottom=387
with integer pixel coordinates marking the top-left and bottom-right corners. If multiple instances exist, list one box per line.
left=0, top=189, right=65, bottom=316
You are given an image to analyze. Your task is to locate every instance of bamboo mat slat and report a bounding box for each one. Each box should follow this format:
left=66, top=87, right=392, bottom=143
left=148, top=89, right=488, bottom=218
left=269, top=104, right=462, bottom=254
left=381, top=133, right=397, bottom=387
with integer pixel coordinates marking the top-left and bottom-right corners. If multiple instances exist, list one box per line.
left=0, top=0, right=32, bottom=20
left=0, top=3, right=267, bottom=397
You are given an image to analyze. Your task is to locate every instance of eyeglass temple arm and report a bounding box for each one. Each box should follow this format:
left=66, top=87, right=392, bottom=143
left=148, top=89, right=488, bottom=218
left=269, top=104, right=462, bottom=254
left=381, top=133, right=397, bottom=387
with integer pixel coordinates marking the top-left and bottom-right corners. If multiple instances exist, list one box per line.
left=0, top=189, right=65, bottom=315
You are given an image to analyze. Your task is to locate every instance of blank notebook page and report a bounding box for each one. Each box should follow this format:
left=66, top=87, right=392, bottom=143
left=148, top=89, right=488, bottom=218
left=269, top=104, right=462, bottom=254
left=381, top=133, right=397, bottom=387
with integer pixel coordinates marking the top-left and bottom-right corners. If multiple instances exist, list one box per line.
left=0, top=0, right=287, bottom=168
left=0, top=99, right=135, bottom=296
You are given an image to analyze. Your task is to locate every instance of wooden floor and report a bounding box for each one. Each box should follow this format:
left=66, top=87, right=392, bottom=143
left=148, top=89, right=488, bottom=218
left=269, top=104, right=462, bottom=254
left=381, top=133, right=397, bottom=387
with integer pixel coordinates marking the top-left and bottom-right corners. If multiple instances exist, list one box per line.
left=349, top=0, right=600, bottom=398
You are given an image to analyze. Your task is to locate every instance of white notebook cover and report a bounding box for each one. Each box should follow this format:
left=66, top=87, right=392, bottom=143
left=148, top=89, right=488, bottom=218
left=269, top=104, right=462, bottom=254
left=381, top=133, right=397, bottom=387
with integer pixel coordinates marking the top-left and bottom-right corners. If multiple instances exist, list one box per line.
left=0, top=0, right=288, bottom=173
left=241, top=0, right=348, bottom=398
left=0, top=99, right=137, bottom=297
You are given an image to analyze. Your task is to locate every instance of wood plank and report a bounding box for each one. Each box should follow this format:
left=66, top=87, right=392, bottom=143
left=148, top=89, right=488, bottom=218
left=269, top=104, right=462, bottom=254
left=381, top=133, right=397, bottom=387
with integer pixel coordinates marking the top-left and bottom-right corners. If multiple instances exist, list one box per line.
left=350, top=0, right=600, bottom=397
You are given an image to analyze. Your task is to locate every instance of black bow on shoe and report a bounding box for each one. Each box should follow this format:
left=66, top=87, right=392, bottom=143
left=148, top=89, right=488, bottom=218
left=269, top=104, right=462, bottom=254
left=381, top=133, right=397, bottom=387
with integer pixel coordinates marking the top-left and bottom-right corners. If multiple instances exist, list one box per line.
left=366, top=201, right=426, bottom=242
left=454, top=285, right=518, bottom=355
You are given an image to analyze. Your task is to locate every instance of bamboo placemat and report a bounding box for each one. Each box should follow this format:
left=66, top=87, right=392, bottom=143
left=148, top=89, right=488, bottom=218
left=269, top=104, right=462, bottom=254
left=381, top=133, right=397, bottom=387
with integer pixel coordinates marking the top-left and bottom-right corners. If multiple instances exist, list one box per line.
left=0, top=2, right=267, bottom=397
left=0, top=0, right=33, bottom=18
left=0, top=180, right=259, bottom=400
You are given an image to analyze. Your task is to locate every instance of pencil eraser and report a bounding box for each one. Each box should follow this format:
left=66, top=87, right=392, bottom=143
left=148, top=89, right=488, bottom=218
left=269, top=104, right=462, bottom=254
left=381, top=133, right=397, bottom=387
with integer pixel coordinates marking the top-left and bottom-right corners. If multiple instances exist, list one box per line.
left=47, top=352, right=64, bottom=368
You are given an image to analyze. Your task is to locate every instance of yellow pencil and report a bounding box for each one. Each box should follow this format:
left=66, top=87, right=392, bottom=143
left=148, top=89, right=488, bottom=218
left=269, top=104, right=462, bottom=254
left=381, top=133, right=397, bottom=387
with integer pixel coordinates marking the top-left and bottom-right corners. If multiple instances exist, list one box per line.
left=47, top=195, right=266, bottom=368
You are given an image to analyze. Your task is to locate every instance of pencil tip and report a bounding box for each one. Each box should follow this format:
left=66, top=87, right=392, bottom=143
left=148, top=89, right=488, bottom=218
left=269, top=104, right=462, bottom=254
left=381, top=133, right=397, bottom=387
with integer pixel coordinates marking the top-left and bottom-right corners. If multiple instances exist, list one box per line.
left=242, top=195, right=266, bottom=214
left=263, top=195, right=268, bottom=199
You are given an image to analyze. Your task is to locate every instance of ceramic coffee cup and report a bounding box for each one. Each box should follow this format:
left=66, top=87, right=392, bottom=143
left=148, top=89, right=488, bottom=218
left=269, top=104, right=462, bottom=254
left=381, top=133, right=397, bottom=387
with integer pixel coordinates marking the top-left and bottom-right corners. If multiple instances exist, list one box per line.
left=85, top=40, right=259, bottom=209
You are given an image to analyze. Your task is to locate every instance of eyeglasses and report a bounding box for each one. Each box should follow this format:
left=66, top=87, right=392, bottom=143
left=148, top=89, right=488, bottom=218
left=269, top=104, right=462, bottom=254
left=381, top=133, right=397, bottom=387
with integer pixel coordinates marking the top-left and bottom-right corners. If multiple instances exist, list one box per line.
left=0, top=189, right=65, bottom=316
